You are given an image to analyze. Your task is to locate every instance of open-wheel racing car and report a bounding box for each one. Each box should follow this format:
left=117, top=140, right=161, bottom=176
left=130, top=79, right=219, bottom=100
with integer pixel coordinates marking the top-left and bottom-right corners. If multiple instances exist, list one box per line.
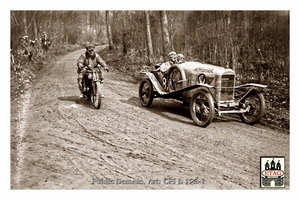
left=138, top=61, right=267, bottom=127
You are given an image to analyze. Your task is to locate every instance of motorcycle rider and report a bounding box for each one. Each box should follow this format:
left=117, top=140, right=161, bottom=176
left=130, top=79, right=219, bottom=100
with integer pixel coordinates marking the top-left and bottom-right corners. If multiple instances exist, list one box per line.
left=77, top=45, right=109, bottom=98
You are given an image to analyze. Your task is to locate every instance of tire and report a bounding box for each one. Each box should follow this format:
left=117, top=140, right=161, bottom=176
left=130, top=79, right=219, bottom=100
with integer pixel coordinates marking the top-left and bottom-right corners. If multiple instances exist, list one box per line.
left=139, top=79, right=154, bottom=107
left=167, top=65, right=186, bottom=92
left=93, top=82, right=102, bottom=109
left=190, top=90, right=215, bottom=127
left=239, top=90, right=266, bottom=124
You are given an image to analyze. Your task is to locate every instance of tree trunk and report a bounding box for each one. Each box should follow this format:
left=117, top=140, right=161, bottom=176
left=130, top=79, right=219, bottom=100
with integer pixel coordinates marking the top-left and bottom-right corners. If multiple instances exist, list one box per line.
left=213, top=11, right=218, bottom=64
left=242, top=11, right=250, bottom=72
left=33, top=17, right=38, bottom=39
left=32, top=17, right=41, bottom=50
left=182, top=11, right=187, bottom=52
left=145, top=11, right=154, bottom=64
left=227, top=11, right=237, bottom=70
left=106, top=11, right=114, bottom=50
left=22, top=11, right=28, bottom=35
left=160, top=11, right=171, bottom=61
left=121, top=11, right=128, bottom=57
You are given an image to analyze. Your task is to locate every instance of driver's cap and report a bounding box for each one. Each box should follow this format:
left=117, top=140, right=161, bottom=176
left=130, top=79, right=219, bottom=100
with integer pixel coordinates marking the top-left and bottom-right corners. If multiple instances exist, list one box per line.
left=168, top=51, right=177, bottom=56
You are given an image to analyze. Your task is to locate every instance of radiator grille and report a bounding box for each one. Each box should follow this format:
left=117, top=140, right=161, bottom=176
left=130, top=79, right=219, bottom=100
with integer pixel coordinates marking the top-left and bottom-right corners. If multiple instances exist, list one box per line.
left=220, top=74, right=235, bottom=101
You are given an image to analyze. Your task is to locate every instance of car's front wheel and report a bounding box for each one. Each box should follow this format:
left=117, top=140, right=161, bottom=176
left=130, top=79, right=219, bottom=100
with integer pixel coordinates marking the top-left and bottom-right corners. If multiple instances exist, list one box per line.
left=139, top=79, right=154, bottom=107
left=239, top=90, right=266, bottom=124
left=190, top=89, right=215, bottom=127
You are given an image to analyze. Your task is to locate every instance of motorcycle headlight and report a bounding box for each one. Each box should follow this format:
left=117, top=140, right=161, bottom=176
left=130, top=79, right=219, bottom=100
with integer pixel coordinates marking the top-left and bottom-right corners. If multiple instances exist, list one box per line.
left=198, top=74, right=206, bottom=84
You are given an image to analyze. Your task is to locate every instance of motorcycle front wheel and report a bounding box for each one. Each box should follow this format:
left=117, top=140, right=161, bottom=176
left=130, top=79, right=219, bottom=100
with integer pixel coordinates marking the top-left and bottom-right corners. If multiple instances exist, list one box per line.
left=93, top=82, right=102, bottom=109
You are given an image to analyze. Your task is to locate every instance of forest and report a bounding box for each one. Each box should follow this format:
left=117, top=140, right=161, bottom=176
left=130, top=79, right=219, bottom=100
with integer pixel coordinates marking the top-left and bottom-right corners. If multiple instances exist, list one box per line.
left=10, top=10, right=290, bottom=130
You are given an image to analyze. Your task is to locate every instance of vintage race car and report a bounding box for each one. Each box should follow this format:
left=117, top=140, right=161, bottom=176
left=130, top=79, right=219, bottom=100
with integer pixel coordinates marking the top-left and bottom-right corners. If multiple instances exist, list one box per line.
left=138, top=61, right=267, bottom=127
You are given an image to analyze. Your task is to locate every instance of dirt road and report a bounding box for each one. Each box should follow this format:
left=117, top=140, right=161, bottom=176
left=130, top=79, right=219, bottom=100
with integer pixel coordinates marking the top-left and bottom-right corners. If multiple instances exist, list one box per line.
left=10, top=46, right=290, bottom=189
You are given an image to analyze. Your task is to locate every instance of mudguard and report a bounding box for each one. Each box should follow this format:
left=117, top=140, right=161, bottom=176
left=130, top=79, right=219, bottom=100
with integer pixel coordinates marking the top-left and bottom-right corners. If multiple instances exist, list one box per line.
left=235, top=83, right=268, bottom=89
left=140, top=72, right=168, bottom=95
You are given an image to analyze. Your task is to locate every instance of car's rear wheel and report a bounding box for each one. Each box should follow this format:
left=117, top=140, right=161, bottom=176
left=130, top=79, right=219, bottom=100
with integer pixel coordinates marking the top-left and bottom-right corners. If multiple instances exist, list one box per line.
left=190, top=89, right=215, bottom=127
left=239, top=90, right=266, bottom=124
left=139, top=79, right=154, bottom=107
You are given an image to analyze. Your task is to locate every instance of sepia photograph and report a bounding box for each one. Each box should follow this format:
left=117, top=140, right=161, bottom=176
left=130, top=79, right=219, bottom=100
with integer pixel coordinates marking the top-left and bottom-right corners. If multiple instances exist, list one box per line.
left=4, top=0, right=298, bottom=199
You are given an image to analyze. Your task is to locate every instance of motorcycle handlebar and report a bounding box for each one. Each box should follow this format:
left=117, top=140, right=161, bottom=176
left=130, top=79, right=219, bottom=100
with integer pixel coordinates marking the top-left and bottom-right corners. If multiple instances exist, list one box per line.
left=84, top=68, right=99, bottom=72
left=83, top=65, right=109, bottom=72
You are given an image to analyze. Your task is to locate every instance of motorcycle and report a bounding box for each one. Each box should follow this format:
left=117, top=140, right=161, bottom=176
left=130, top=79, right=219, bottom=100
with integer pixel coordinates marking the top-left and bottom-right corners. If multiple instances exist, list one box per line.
left=82, top=65, right=107, bottom=109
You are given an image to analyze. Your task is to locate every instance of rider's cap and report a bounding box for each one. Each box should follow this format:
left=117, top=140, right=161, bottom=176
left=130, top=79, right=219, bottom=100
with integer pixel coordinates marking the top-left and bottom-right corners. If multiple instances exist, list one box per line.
left=86, top=45, right=95, bottom=51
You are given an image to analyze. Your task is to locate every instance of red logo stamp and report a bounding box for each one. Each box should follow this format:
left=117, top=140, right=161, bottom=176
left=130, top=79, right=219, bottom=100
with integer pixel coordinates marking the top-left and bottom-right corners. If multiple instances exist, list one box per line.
left=260, top=156, right=285, bottom=187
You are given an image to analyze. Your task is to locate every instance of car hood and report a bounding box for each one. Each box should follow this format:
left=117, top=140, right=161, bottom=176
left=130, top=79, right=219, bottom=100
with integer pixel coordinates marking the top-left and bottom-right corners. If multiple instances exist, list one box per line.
left=178, top=61, right=234, bottom=76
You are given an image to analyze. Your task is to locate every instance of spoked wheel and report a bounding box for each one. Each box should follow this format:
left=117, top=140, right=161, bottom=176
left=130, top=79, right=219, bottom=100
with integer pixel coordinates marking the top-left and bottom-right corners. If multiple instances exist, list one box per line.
left=93, top=82, right=102, bottom=109
left=239, top=90, right=266, bottom=124
left=167, top=65, right=186, bottom=92
left=190, top=90, right=215, bottom=127
left=139, top=79, right=154, bottom=107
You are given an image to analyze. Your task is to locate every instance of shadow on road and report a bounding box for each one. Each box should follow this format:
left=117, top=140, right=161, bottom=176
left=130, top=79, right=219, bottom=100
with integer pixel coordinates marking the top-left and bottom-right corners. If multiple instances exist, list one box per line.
left=121, top=96, right=196, bottom=125
left=121, top=96, right=247, bottom=127
left=58, top=95, right=96, bottom=109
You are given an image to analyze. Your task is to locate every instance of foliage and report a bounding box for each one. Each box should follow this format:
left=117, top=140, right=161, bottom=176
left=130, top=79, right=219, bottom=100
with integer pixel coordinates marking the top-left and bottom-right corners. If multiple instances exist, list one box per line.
left=11, top=11, right=289, bottom=72
left=10, top=11, right=107, bottom=49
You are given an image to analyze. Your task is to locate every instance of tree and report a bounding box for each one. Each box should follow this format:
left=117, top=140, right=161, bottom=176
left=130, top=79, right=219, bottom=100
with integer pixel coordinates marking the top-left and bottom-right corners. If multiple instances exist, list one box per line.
left=22, top=11, right=28, bottom=35
left=106, top=11, right=114, bottom=50
left=121, top=11, right=129, bottom=57
left=145, top=11, right=154, bottom=64
left=160, top=11, right=171, bottom=61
